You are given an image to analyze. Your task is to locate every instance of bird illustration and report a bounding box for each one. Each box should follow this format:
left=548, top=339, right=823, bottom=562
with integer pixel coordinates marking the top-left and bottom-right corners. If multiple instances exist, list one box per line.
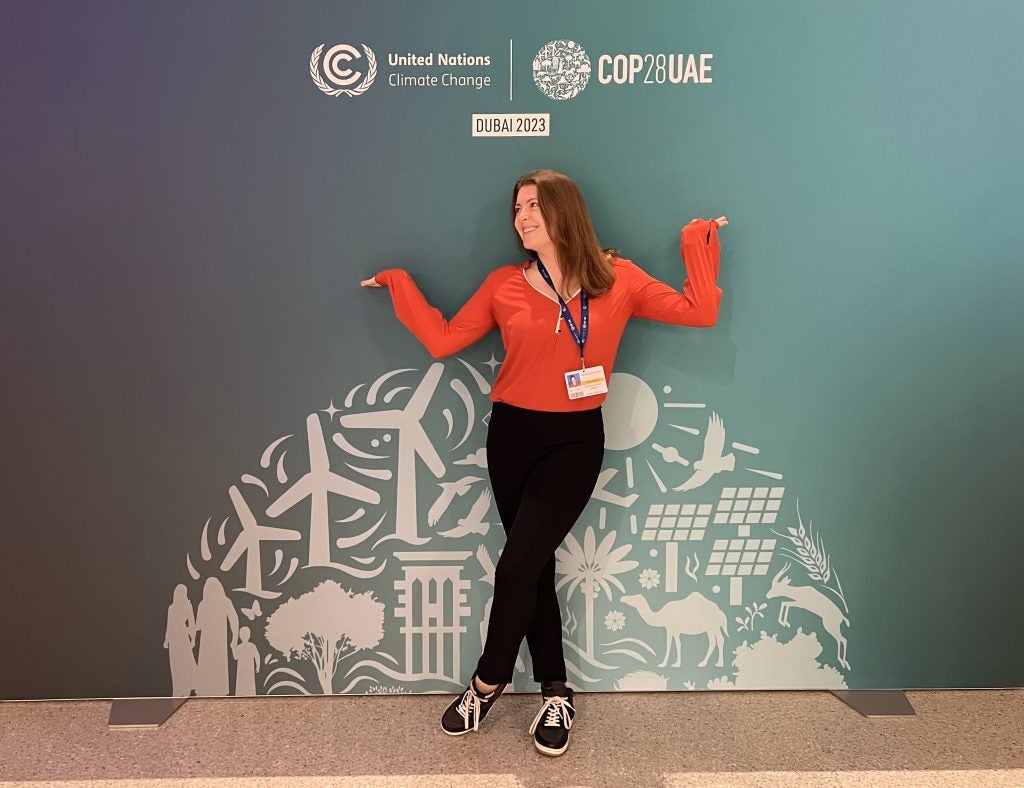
left=438, top=488, right=493, bottom=537
left=427, top=475, right=483, bottom=526
left=476, top=544, right=496, bottom=585
left=673, top=411, right=735, bottom=492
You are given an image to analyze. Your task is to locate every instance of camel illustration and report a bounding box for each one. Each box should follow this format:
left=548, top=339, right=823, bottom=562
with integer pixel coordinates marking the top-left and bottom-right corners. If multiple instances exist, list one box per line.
left=620, top=593, right=729, bottom=668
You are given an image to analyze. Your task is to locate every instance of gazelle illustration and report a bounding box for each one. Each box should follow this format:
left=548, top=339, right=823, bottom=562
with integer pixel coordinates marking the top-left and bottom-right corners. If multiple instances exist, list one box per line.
left=766, top=563, right=850, bottom=670
left=620, top=593, right=728, bottom=668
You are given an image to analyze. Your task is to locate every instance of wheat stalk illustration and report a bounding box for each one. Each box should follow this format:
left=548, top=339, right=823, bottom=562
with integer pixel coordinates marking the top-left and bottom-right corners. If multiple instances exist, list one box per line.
left=310, top=45, right=377, bottom=97
left=771, top=499, right=849, bottom=613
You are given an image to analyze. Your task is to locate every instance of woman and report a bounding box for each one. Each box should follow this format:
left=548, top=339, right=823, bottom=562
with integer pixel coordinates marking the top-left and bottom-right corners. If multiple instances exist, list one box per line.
left=362, top=169, right=726, bottom=756
left=193, top=576, right=240, bottom=697
left=163, top=583, right=197, bottom=697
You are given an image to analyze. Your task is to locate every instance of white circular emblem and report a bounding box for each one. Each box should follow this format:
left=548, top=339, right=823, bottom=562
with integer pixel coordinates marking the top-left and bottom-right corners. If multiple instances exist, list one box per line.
left=310, top=43, right=377, bottom=97
left=532, top=40, right=591, bottom=101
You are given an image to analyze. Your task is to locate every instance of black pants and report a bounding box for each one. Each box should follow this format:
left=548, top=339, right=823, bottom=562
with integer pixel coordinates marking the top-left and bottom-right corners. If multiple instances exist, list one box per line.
left=475, top=401, right=605, bottom=685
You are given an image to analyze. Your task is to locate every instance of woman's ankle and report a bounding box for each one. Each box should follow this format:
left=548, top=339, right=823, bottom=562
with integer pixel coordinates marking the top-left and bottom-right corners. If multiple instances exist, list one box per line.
left=473, top=675, right=500, bottom=695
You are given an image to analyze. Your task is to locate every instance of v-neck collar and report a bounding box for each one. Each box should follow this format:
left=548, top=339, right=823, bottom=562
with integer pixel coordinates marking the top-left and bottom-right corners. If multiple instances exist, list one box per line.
left=521, top=263, right=582, bottom=305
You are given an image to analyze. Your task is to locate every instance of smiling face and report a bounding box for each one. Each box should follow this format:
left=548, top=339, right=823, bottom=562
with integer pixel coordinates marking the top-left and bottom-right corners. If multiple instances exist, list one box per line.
left=513, top=184, right=554, bottom=255
left=509, top=168, right=616, bottom=297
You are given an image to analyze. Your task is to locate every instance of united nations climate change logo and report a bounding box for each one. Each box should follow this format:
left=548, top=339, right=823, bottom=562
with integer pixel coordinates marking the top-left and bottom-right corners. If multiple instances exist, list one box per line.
left=533, top=40, right=591, bottom=101
left=310, top=43, right=377, bottom=97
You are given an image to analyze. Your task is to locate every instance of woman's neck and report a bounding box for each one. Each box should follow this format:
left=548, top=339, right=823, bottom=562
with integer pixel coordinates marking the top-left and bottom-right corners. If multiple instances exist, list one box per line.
left=532, top=253, right=577, bottom=299
left=532, top=242, right=559, bottom=268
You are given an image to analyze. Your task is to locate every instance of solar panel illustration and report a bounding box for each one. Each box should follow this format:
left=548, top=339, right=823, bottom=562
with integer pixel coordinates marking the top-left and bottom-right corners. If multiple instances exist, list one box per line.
left=706, top=537, right=778, bottom=577
left=703, top=486, right=786, bottom=596
left=640, top=503, right=714, bottom=542
left=712, top=486, right=785, bottom=527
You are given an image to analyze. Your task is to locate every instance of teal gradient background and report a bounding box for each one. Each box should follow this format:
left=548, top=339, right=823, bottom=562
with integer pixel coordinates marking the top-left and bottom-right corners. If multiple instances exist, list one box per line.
left=1, top=0, right=1022, bottom=698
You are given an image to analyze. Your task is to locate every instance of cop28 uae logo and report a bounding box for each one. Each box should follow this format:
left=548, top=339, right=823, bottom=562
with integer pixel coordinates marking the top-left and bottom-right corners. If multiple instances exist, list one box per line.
left=533, top=40, right=591, bottom=100
left=310, top=43, right=377, bottom=97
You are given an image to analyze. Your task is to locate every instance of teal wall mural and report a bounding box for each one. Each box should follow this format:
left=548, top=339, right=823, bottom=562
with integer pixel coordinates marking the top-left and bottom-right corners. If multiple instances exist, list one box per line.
left=2, top=0, right=1022, bottom=700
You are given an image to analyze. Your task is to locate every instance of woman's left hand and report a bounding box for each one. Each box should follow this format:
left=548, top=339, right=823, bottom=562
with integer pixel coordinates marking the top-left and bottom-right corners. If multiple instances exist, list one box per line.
left=684, top=216, right=729, bottom=231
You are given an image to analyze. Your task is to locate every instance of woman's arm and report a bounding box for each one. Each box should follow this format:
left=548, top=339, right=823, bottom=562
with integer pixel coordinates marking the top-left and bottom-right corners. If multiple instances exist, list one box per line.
left=630, top=218, right=723, bottom=327
left=367, top=268, right=499, bottom=358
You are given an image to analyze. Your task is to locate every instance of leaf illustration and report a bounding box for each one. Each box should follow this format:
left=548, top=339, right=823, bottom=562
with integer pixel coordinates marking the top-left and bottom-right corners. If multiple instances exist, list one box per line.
left=200, top=518, right=212, bottom=562
left=241, top=473, right=268, bottom=496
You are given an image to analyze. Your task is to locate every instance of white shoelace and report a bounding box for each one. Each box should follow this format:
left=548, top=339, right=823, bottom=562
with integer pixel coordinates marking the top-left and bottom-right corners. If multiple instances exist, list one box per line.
left=456, top=687, right=487, bottom=731
left=528, top=695, right=574, bottom=735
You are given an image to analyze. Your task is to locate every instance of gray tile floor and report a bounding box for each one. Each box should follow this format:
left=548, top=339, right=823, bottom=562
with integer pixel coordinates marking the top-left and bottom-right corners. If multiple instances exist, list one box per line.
left=1, top=690, right=1022, bottom=787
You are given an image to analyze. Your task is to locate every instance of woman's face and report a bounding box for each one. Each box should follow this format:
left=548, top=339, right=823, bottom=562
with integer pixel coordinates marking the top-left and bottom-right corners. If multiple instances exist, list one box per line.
left=514, top=184, right=553, bottom=253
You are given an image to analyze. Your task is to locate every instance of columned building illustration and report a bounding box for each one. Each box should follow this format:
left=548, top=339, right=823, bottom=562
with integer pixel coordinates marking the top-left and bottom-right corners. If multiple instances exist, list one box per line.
left=393, top=551, right=473, bottom=682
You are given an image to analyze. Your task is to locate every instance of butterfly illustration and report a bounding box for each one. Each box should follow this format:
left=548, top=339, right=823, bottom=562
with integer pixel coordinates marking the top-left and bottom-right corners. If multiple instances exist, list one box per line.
left=241, top=599, right=262, bottom=620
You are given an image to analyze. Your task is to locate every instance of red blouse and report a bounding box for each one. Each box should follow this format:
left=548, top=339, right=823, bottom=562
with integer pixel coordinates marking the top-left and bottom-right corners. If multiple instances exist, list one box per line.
left=374, top=218, right=722, bottom=412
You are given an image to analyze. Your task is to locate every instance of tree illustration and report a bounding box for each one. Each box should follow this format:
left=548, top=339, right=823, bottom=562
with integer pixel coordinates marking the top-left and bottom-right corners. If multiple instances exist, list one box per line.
left=555, top=526, right=638, bottom=658
left=264, top=581, right=385, bottom=694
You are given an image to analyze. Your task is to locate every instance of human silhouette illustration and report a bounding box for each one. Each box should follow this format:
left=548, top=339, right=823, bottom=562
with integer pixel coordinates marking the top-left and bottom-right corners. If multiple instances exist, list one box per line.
left=232, top=626, right=261, bottom=696
left=194, top=577, right=240, bottom=696
left=163, top=584, right=197, bottom=697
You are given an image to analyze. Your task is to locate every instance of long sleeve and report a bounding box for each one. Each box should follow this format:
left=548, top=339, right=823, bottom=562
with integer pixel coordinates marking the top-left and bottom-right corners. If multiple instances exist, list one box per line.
left=374, top=267, right=499, bottom=358
left=630, top=218, right=722, bottom=327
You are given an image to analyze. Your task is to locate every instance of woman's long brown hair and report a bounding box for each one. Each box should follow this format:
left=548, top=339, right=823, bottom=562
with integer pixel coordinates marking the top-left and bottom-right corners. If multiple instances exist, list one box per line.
left=512, top=169, right=616, bottom=297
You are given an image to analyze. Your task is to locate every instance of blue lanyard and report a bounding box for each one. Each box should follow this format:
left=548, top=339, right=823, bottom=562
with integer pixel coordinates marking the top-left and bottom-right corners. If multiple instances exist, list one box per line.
left=535, top=259, right=588, bottom=367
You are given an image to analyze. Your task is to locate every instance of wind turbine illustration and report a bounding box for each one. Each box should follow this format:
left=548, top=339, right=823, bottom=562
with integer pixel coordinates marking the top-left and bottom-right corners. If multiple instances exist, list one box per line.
left=222, top=484, right=303, bottom=598
left=266, top=413, right=380, bottom=567
left=340, top=362, right=446, bottom=543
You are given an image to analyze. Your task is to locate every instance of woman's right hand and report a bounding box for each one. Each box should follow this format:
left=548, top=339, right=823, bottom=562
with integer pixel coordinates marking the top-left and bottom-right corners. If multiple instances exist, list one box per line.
left=360, top=276, right=383, bottom=288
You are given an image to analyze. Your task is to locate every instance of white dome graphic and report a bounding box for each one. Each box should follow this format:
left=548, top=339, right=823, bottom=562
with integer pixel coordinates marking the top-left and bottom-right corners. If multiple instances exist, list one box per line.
left=164, top=353, right=853, bottom=696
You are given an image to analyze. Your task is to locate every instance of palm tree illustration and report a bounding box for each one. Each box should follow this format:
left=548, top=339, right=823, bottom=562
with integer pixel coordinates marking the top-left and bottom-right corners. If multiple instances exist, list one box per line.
left=555, top=526, right=638, bottom=658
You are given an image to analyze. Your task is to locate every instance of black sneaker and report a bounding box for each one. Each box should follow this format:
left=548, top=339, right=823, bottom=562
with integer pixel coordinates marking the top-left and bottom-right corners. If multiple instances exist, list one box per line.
left=441, top=675, right=505, bottom=736
left=529, top=681, right=575, bottom=756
